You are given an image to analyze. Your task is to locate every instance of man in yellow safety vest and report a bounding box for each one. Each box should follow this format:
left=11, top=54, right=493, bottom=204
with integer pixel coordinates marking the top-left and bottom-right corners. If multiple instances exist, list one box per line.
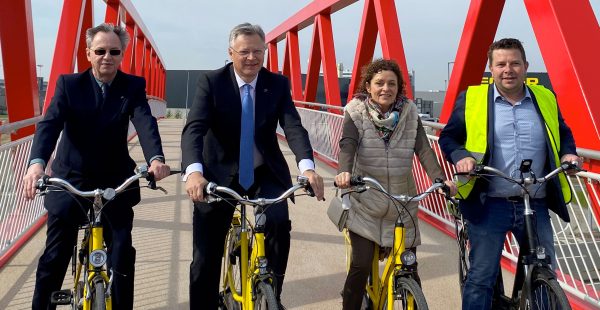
left=439, top=38, right=581, bottom=310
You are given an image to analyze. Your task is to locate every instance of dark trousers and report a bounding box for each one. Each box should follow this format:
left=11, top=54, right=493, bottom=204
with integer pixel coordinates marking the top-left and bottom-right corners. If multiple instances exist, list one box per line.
left=342, top=231, right=418, bottom=310
left=32, top=207, right=136, bottom=310
left=189, top=166, right=291, bottom=309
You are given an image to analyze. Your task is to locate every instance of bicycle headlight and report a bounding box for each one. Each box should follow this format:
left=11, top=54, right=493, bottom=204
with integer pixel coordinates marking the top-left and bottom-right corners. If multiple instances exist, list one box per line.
left=90, top=250, right=107, bottom=267
left=400, top=250, right=416, bottom=266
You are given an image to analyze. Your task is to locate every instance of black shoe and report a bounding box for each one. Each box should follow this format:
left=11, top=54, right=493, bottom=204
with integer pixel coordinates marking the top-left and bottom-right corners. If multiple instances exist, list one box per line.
left=277, top=302, right=287, bottom=310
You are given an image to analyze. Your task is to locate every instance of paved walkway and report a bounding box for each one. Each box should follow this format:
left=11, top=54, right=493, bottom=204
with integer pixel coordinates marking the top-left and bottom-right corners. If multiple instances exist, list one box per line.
left=0, top=119, right=468, bottom=309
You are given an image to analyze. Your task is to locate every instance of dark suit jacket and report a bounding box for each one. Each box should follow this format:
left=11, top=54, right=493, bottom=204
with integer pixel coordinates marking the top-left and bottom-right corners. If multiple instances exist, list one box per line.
left=29, top=69, right=164, bottom=220
left=439, top=85, right=577, bottom=223
left=181, top=63, right=313, bottom=189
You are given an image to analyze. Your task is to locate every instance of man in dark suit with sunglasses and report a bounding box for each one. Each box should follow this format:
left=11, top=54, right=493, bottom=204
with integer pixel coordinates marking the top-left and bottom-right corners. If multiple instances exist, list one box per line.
left=23, top=23, right=170, bottom=309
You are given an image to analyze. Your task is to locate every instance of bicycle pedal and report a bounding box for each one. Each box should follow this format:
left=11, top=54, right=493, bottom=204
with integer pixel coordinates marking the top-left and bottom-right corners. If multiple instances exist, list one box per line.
left=50, top=289, right=72, bottom=305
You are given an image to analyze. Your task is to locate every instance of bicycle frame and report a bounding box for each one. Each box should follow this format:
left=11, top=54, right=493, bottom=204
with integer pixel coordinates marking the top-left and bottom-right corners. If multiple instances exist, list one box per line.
left=213, top=176, right=313, bottom=310
left=342, top=176, right=448, bottom=310
left=38, top=165, right=164, bottom=310
left=455, top=161, right=580, bottom=309
left=80, top=199, right=112, bottom=310
left=225, top=205, right=270, bottom=309
left=365, top=223, right=415, bottom=310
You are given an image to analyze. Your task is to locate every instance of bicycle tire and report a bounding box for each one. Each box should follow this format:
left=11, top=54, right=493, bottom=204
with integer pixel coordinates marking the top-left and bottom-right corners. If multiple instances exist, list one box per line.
left=254, top=281, right=278, bottom=310
left=381, top=277, right=428, bottom=310
left=222, top=225, right=243, bottom=310
left=72, top=280, right=84, bottom=310
left=457, top=225, right=470, bottom=297
left=91, top=276, right=106, bottom=310
left=344, top=228, right=352, bottom=272
left=521, top=268, right=571, bottom=310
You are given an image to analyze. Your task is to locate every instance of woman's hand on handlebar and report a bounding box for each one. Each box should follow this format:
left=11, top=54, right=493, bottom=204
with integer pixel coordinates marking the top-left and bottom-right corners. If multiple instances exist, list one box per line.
left=186, top=172, right=209, bottom=202
left=149, top=159, right=171, bottom=181
left=22, top=163, right=45, bottom=200
left=334, top=172, right=352, bottom=189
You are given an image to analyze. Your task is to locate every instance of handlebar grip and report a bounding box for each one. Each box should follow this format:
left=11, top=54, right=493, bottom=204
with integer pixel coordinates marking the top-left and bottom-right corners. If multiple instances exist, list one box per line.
left=35, top=175, right=50, bottom=190
left=146, top=173, right=157, bottom=190
left=305, top=183, right=316, bottom=197
left=349, top=176, right=364, bottom=186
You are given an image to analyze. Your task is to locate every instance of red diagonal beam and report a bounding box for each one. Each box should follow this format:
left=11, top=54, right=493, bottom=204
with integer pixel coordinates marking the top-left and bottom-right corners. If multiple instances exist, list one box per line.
left=304, top=17, right=322, bottom=104
left=347, top=0, right=377, bottom=102
left=267, top=42, right=279, bottom=72
left=0, top=0, right=40, bottom=139
left=77, top=0, right=93, bottom=73
left=44, top=0, right=86, bottom=113
left=439, top=0, right=505, bottom=123
left=373, top=0, right=412, bottom=99
left=104, top=0, right=119, bottom=24
left=317, top=13, right=342, bottom=111
left=286, top=30, right=303, bottom=100
left=524, top=0, right=600, bottom=151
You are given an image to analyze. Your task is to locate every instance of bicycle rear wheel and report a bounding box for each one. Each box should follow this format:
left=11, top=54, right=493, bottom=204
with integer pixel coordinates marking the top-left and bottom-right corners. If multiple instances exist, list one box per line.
left=382, top=277, right=428, bottom=310
left=254, top=281, right=278, bottom=310
left=522, top=268, right=571, bottom=310
left=91, top=276, right=106, bottom=310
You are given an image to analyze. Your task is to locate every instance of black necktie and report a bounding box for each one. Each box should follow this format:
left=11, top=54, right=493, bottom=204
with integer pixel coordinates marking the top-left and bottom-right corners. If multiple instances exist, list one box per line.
left=101, top=83, right=109, bottom=101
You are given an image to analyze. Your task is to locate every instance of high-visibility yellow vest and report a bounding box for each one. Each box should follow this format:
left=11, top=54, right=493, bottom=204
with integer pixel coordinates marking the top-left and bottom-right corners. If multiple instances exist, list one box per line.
left=456, top=84, right=572, bottom=203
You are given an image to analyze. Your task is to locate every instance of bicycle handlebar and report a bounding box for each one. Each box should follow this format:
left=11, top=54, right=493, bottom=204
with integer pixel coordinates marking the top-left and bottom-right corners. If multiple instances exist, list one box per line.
left=36, top=165, right=156, bottom=200
left=455, top=160, right=583, bottom=186
left=205, top=175, right=314, bottom=206
left=335, top=175, right=452, bottom=203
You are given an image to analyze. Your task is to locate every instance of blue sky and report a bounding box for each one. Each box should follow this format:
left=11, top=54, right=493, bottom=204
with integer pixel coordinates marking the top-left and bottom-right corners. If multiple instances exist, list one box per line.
left=1, top=0, right=599, bottom=91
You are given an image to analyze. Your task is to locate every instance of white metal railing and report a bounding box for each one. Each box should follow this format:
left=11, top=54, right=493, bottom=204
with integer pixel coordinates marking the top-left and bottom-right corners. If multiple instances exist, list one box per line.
left=0, top=96, right=168, bottom=267
left=291, top=101, right=600, bottom=308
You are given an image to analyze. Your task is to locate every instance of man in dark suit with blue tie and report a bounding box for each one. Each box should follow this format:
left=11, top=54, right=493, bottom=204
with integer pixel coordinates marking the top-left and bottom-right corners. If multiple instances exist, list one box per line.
left=22, top=23, right=170, bottom=309
left=181, top=22, right=325, bottom=309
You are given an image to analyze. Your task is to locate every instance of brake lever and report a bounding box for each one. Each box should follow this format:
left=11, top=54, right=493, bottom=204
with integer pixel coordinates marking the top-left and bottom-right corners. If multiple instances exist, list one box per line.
left=155, top=186, right=168, bottom=194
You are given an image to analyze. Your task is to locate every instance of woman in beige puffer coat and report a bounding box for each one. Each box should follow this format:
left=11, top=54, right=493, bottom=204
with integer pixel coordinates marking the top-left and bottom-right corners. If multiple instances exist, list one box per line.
left=334, top=59, right=456, bottom=310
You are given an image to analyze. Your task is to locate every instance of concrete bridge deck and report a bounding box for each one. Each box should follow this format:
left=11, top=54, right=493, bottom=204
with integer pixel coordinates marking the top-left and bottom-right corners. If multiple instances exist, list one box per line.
left=0, top=119, right=465, bottom=309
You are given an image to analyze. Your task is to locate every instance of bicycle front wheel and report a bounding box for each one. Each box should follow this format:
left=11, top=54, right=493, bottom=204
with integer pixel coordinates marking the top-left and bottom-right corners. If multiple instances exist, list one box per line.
left=523, top=268, right=571, bottom=310
left=382, top=277, right=428, bottom=310
left=254, top=281, right=278, bottom=310
left=457, top=225, right=470, bottom=297
left=91, top=276, right=106, bottom=310
left=222, top=225, right=243, bottom=310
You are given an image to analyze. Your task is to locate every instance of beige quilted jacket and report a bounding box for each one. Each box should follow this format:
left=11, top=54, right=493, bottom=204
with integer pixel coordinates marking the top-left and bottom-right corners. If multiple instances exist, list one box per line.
left=341, top=98, right=445, bottom=247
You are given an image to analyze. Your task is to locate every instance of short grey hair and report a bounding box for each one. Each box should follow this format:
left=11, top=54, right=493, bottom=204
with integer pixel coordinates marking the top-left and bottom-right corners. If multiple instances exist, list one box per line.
left=86, top=23, right=130, bottom=51
left=229, top=23, right=265, bottom=47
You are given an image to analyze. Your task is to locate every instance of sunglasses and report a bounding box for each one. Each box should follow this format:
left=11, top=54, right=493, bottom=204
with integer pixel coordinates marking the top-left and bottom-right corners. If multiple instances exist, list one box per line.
left=91, top=49, right=122, bottom=56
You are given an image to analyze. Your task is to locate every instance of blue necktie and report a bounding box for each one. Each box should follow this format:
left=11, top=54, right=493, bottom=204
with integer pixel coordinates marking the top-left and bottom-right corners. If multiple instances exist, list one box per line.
left=239, top=84, right=254, bottom=189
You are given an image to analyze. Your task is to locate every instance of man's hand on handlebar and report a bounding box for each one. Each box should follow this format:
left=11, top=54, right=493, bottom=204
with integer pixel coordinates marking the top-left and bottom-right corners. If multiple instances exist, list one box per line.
left=302, top=169, right=325, bottom=201
left=23, top=163, right=45, bottom=200
left=455, top=157, right=477, bottom=175
left=149, top=159, right=171, bottom=181
left=440, top=180, right=458, bottom=197
left=186, top=172, right=209, bottom=202
left=560, top=154, right=583, bottom=176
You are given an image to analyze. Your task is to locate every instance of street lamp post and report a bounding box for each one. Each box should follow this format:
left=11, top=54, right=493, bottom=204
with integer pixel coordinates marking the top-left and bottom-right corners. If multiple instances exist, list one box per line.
left=447, top=61, right=454, bottom=90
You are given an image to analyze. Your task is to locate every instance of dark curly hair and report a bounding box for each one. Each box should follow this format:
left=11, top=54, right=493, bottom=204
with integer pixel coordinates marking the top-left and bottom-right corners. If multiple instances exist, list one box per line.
left=355, top=58, right=405, bottom=100
left=487, top=38, right=527, bottom=65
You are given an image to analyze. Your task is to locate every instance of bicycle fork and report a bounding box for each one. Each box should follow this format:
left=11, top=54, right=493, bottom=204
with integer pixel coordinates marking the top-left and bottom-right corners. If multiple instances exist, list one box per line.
left=81, top=225, right=112, bottom=310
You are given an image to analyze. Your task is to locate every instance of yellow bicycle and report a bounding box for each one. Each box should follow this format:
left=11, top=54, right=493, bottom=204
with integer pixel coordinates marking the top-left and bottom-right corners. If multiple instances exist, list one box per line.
left=340, top=176, right=454, bottom=310
left=205, top=176, right=314, bottom=310
left=36, top=165, right=166, bottom=310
